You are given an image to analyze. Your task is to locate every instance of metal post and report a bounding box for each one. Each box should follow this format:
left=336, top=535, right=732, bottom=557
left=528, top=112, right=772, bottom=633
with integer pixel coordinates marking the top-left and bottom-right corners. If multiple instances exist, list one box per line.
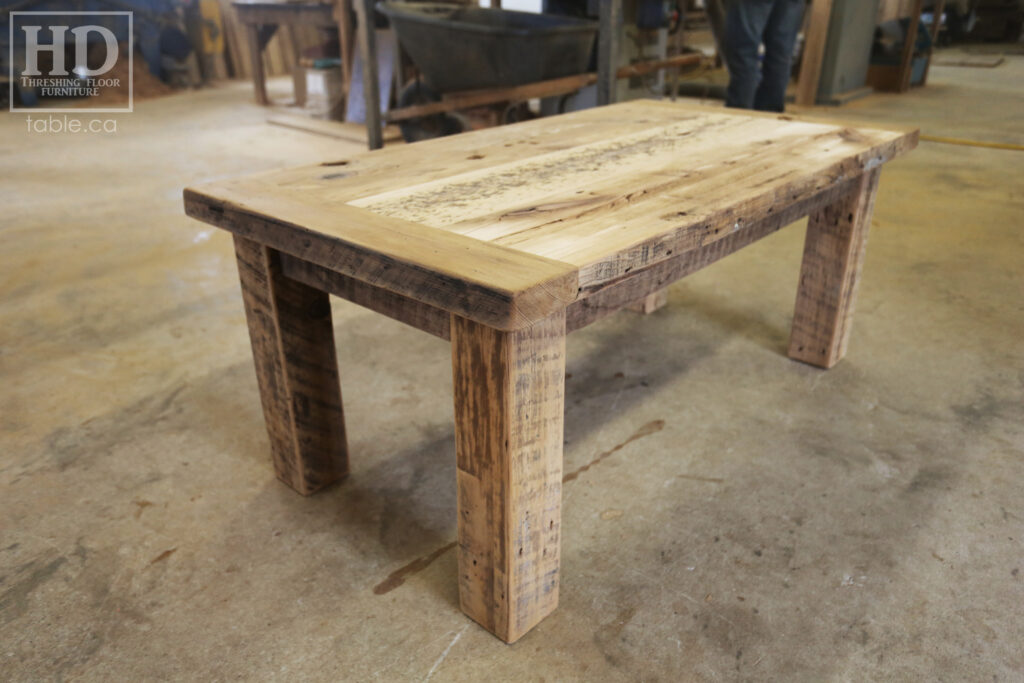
left=356, top=0, right=383, bottom=149
left=597, top=0, right=621, bottom=106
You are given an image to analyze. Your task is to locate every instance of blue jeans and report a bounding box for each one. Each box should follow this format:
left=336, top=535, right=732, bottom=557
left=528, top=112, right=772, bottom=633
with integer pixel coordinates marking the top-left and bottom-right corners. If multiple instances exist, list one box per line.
left=723, top=0, right=806, bottom=112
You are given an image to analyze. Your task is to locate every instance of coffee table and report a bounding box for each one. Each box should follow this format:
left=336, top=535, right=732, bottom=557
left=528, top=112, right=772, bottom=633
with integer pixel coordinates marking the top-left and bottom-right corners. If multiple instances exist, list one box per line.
left=183, top=100, right=916, bottom=642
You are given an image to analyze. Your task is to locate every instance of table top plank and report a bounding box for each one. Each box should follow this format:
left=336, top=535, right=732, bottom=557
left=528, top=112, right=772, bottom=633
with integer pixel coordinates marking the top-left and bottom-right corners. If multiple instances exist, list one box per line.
left=252, top=103, right=705, bottom=205
left=347, top=103, right=914, bottom=286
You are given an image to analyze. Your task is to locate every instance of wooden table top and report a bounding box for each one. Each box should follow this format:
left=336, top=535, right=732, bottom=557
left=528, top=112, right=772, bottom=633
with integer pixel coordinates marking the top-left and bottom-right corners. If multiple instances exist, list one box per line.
left=184, top=100, right=917, bottom=330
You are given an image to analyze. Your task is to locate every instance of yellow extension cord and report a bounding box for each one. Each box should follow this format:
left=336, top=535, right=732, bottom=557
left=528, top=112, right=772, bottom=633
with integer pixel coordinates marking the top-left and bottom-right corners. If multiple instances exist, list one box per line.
left=919, top=134, right=1024, bottom=152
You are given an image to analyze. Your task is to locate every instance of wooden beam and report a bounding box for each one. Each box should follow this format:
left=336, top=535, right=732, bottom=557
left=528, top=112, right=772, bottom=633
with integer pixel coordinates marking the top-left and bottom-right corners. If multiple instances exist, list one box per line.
left=233, top=235, right=349, bottom=495
left=564, top=174, right=862, bottom=333
left=333, top=0, right=355, bottom=104
left=452, top=311, right=565, bottom=643
left=788, top=169, right=881, bottom=368
left=244, top=23, right=269, bottom=104
left=898, top=0, right=924, bottom=92
left=266, top=112, right=402, bottom=143
left=280, top=254, right=452, bottom=340
left=920, top=0, right=944, bottom=86
left=390, top=73, right=596, bottom=123
left=796, top=0, right=832, bottom=107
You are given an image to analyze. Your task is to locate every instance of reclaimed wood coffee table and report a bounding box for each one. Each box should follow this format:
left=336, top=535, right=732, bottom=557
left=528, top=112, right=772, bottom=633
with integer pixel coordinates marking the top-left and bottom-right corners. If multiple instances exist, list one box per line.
left=184, top=100, right=916, bottom=642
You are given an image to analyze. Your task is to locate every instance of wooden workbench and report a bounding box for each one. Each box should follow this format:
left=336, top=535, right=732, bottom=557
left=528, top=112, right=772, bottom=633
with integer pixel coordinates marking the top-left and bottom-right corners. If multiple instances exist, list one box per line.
left=233, top=0, right=350, bottom=109
left=183, top=100, right=917, bottom=642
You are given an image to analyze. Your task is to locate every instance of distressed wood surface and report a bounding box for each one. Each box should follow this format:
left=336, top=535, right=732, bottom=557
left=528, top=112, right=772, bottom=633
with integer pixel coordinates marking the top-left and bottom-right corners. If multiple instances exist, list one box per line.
left=185, top=100, right=916, bottom=645
left=564, top=173, right=862, bottom=332
left=280, top=253, right=452, bottom=340
left=188, top=101, right=915, bottom=311
left=184, top=188, right=578, bottom=331
left=278, top=170, right=855, bottom=340
left=452, top=312, right=565, bottom=643
left=788, top=169, right=881, bottom=368
left=233, top=235, right=348, bottom=494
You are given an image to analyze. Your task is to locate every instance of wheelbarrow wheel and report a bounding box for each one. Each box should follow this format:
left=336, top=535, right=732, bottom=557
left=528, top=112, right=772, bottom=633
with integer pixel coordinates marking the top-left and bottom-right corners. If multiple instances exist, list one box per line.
left=501, top=101, right=535, bottom=125
left=397, top=80, right=470, bottom=142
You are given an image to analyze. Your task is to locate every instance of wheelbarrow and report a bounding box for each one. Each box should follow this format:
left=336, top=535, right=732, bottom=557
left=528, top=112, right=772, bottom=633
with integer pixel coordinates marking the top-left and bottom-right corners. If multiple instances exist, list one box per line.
left=377, top=1, right=599, bottom=141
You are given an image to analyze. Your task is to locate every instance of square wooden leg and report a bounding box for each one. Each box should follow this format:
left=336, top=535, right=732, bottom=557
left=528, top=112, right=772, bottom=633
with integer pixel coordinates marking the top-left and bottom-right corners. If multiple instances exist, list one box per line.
left=244, top=24, right=269, bottom=105
left=234, top=236, right=348, bottom=495
left=451, top=311, right=565, bottom=643
left=789, top=169, right=881, bottom=368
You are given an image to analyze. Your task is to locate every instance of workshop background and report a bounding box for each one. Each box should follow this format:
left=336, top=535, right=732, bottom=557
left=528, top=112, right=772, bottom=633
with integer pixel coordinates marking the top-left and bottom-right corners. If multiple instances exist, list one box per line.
left=1, top=0, right=1022, bottom=679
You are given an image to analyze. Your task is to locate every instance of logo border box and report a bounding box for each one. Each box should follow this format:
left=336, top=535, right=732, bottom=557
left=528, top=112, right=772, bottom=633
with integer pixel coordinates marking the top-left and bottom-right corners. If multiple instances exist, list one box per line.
left=9, top=11, right=133, bottom=113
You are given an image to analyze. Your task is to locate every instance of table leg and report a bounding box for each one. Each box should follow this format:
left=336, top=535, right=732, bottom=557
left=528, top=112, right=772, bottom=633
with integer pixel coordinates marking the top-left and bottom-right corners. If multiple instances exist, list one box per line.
left=788, top=169, right=881, bottom=368
left=233, top=236, right=348, bottom=495
left=334, top=0, right=355, bottom=102
left=244, top=24, right=269, bottom=105
left=451, top=312, right=565, bottom=643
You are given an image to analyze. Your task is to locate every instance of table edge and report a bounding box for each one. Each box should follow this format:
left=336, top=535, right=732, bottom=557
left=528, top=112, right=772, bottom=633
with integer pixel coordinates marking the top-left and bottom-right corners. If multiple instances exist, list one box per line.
left=183, top=185, right=580, bottom=331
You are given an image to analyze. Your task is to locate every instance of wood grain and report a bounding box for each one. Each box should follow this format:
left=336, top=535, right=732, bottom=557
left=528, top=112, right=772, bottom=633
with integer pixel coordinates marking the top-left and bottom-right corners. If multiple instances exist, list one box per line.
left=276, top=168, right=854, bottom=341
left=452, top=312, right=565, bottom=643
left=564, top=174, right=861, bottom=332
left=788, top=169, right=881, bottom=368
left=343, top=101, right=915, bottom=287
left=280, top=253, right=451, bottom=340
left=796, top=0, right=832, bottom=106
left=233, top=235, right=348, bottom=494
left=184, top=187, right=578, bottom=331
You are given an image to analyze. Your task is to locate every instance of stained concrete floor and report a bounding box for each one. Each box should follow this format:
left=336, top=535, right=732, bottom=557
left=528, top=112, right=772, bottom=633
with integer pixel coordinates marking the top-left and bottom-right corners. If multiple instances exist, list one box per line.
left=2, top=49, right=1022, bottom=681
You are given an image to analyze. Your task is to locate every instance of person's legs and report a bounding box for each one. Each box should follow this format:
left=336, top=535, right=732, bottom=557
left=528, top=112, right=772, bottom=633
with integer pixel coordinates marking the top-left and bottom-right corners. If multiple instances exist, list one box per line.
left=753, top=0, right=805, bottom=111
left=723, top=0, right=776, bottom=109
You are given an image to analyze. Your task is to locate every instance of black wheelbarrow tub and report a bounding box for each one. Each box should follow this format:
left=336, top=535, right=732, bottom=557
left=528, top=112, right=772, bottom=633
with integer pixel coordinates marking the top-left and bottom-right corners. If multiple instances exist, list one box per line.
left=377, top=1, right=598, bottom=92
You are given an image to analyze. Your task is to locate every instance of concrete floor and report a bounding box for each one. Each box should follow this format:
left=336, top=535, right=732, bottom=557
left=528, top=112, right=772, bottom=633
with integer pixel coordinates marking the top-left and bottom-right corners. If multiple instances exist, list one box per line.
left=2, top=49, right=1022, bottom=681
